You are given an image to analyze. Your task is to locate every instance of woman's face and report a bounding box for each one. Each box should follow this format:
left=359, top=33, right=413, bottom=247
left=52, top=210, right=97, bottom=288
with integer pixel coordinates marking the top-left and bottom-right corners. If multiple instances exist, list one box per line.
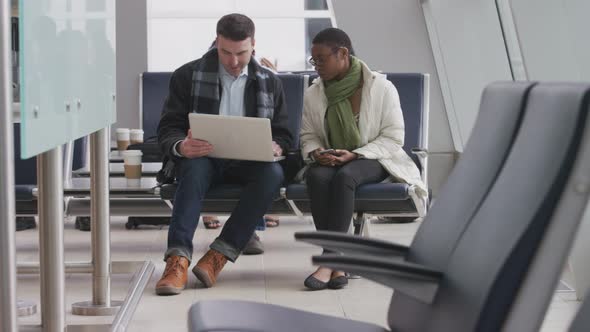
left=310, top=44, right=348, bottom=81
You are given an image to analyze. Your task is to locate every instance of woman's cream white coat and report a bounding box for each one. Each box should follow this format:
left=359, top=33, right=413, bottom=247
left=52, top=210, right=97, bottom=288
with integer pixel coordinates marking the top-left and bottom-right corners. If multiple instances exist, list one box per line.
left=299, top=60, right=428, bottom=199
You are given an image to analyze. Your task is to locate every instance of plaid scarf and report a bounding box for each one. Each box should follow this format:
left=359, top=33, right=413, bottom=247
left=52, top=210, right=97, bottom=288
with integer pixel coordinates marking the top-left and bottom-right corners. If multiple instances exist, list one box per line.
left=191, top=48, right=275, bottom=119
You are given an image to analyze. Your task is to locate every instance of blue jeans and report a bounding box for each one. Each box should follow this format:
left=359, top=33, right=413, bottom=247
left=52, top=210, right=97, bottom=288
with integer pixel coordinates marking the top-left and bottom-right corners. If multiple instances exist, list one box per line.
left=165, top=157, right=283, bottom=263
left=255, top=217, right=266, bottom=231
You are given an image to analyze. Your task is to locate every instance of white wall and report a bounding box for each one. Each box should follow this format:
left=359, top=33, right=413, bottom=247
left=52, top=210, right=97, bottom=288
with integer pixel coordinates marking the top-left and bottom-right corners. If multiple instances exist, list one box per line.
left=331, top=0, right=457, bottom=196
left=114, top=0, right=148, bottom=136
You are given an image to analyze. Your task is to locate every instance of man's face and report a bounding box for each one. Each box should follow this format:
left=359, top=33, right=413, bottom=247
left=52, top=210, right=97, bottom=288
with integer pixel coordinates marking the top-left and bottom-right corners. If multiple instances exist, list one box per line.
left=216, top=35, right=255, bottom=77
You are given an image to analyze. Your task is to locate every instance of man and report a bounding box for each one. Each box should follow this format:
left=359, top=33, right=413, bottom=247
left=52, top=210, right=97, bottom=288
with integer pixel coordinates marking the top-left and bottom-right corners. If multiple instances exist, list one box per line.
left=155, top=13, right=292, bottom=295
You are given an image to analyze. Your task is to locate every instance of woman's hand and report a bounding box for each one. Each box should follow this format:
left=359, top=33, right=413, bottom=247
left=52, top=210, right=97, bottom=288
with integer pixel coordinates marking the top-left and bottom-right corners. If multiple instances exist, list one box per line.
left=331, top=149, right=358, bottom=166
left=312, top=149, right=357, bottom=167
left=312, top=148, right=337, bottom=166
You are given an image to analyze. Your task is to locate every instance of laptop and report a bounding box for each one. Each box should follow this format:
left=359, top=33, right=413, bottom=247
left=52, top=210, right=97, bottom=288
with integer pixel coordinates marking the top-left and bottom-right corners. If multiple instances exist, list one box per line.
left=188, top=113, right=285, bottom=162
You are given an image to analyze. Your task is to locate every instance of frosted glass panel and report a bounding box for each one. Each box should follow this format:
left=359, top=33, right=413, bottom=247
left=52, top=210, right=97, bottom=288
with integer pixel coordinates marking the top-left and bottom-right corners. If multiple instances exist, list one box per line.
left=148, top=19, right=217, bottom=71
left=254, top=19, right=306, bottom=71
left=421, top=0, right=512, bottom=149
left=19, top=0, right=116, bottom=158
left=149, top=18, right=306, bottom=72
left=149, top=0, right=235, bottom=17
left=237, top=0, right=303, bottom=16
left=510, top=0, right=590, bottom=81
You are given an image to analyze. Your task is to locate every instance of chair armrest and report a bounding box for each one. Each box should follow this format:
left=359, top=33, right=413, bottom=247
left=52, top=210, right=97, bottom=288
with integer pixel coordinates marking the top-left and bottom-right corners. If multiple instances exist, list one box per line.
left=411, top=147, right=429, bottom=200
left=295, top=231, right=409, bottom=258
left=286, top=148, right=301, bottom=155
left=411, top=147, right=429, bottom=158
left=313, top=254, right=442, bottom=304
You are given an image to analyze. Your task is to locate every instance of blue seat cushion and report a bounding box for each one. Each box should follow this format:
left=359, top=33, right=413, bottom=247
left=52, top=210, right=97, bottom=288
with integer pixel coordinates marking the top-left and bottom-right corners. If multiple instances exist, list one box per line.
left=159, top=183, right=282, bottom=201
left=15, top=185, right=36, bottom=201
left=278, top=74, right=304, bottom=150
left=286, top=183, right=410, bottom=201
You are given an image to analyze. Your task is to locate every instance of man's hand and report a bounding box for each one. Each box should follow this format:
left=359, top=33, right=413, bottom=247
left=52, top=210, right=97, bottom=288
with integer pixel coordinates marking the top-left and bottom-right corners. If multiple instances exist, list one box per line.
left=272, top=141, right=283, bottom=157
left=260, top=57, right=278, bottom=72
left=331, top=149, right=358, bottom=166
left=179, top=129, right=214, bottom=159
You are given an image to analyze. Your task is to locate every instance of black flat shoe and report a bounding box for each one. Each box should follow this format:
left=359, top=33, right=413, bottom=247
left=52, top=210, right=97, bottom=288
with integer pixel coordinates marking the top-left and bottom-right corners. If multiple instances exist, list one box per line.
left=304, top=275, right=328, bottom=291
left=327, top=276, right=348, bottom=289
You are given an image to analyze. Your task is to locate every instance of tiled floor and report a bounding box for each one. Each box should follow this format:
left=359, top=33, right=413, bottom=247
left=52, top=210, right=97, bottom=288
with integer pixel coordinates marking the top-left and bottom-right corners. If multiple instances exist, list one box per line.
left=14, top=216, right=580, bottom=331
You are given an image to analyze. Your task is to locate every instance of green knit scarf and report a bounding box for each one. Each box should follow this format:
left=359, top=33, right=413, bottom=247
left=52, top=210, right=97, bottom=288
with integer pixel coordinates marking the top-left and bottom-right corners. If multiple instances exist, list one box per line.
left=324, top=56, right=362, bottom=151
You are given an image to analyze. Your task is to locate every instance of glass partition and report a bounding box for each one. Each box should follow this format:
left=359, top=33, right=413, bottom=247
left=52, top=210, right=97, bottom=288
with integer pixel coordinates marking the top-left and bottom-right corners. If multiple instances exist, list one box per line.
left=147, top=0, right=333, bottom=72
left=509, top=0, right=590, bottom=81
left=19, top=0, right=116, bottom=158
left=421, top=0, right=512, bottom=149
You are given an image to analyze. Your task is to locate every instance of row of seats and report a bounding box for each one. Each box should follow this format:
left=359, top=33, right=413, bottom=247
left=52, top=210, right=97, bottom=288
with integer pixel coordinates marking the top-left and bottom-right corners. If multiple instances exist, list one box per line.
left=141, top=71, right=431, bottom=227
left=184, top=82, right=590, bottom=331
left=13, top=71, right=430, bottom=228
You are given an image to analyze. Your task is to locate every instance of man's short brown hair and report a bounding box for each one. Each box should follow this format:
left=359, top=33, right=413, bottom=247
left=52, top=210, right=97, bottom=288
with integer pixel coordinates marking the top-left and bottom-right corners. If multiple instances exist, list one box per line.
left=216, top=14, right=255, bottom=41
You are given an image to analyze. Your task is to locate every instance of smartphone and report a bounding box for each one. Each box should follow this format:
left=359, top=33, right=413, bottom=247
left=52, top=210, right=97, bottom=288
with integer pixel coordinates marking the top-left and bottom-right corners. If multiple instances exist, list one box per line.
left=319, top=149, right=336, bottom=155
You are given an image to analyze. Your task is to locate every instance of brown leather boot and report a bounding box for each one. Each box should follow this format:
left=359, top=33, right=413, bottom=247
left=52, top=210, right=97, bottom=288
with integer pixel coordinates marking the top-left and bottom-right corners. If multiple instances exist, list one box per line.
left=155, top=256, right=190, bottom=295
left=192, top=249, right=228, bottom=288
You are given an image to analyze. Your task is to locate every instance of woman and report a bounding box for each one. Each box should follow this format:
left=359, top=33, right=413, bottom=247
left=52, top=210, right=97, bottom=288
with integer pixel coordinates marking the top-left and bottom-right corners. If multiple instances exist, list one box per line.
left=300, top=28, right=427, bottom=290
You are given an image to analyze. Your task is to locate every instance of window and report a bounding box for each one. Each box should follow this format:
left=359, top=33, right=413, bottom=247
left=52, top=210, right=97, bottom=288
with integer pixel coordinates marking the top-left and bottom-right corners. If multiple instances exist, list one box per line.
left=147, top=0, right=334, bottom=72
left=305, top=0, right=328, bottom=10
left=305, top=18, right=332, bottom=69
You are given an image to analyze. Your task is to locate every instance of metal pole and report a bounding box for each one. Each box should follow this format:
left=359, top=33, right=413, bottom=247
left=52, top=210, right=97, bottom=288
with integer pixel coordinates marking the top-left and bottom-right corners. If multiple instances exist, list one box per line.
left=110, top=261, right=155, bottom=332
left=0, top=0, right=18, bottom=329
left=18, top=260, right=145, bottom=275
left=72, top=128, right=121, bottom=316
left=91, top=128, right=111, bottom=305
left=38, top=148, right=65, bottom=332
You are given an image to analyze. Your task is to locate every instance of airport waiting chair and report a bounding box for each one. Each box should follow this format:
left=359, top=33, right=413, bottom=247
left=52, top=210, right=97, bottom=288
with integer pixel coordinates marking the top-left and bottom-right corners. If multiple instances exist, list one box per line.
left=287, top=73, right=430, bottom=229
left=569, top=293, right=590, bottom=332
left=14, top=122, right=88, bottom=216
left=187, top=82, right=590, bottom=332
left=295, top=81, right=535, bottom=261
left=152, top=73, right=431, bottom=226
left=14, top=123, right=38, bottom=217
left=140, top=72, right=172, bottom=140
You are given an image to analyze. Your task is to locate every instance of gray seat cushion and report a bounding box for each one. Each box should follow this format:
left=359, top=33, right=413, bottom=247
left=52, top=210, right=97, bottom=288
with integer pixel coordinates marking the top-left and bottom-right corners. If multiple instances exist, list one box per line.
left=569, top=293, right=590, bottom=332
left=189, top=300, right=386, bottom=332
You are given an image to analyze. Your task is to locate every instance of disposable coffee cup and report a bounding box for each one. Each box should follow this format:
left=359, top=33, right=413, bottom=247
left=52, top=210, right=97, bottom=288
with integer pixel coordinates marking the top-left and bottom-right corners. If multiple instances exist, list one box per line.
left=126, top=178, right=141, bottom=187
left=130, top=129, right=144, bottom=145
left=121, top=150, right=142, bottom=180
left=116, top=128, right=131, bottom=152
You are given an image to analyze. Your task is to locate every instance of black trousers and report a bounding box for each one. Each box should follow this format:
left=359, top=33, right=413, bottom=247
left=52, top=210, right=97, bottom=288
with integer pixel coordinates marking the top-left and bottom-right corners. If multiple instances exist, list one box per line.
left=306, top=159, right=388, bottom=252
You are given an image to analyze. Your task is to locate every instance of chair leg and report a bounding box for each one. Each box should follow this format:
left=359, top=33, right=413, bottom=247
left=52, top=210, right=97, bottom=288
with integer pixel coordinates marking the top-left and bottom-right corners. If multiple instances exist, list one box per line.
left=286, top=199, right=306, bottom=222
left=75, top=216, right=91, bottom=231
left=353, top=212, right=369, bottom=237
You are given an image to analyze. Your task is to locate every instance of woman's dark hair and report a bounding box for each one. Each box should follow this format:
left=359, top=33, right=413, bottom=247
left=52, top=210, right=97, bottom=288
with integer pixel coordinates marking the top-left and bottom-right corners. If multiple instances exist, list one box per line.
left=312, top=28, right=355, bottom=56
left=216, top=13, right=255, bottom=41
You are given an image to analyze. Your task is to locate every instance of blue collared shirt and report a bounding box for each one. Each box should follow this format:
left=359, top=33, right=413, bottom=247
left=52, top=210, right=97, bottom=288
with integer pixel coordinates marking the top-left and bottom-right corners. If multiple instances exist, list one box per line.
left=218, top=63, right=249, bottom=117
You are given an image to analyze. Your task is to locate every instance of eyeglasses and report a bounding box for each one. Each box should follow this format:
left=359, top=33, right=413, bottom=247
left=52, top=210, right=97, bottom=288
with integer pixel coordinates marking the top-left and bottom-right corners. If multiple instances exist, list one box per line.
left=308, top=47, right=343, bottom=67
